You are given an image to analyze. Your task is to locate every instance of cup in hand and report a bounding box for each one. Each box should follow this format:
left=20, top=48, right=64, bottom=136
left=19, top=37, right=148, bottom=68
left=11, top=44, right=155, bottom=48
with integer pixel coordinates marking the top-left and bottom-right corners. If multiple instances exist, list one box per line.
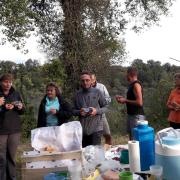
left=0, top=97, right=5, bottom=106
left=12, top=101, right=21, bottom=107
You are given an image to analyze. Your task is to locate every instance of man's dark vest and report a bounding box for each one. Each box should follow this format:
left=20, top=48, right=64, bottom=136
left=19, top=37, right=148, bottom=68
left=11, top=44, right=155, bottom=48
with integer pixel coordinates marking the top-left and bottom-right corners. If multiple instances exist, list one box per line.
left=126, top=80, right=144, bottom=115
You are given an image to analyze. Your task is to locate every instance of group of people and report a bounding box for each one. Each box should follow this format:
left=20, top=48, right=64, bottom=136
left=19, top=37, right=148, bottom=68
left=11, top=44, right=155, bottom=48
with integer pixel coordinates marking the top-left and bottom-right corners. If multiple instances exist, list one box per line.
left=0, top=68, right=179, bottom=180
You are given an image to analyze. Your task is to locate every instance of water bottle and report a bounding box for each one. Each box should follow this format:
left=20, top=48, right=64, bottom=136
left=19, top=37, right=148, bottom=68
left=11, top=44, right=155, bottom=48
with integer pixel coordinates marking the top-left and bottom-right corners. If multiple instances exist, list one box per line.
left=133, top=120, right=155, bottom=171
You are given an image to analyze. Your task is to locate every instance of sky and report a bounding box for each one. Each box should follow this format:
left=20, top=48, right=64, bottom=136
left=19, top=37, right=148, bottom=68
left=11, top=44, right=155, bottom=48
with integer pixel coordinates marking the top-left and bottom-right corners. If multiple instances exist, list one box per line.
left=0, top=0, right=180, bottom=66
left=0, top=34, right=47, bottom=65
left=124, top=0, right=180, bottom=66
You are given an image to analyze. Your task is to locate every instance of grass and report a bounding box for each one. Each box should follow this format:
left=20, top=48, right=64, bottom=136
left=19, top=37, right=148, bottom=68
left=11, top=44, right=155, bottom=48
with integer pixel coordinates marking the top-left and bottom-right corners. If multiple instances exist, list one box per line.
left=16, top=141, right=32, bottom=180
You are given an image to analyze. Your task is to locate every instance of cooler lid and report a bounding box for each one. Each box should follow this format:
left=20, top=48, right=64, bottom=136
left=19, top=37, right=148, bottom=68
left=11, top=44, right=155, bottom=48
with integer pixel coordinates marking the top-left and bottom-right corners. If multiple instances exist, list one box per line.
left=162, top=136, right=180, bottom=145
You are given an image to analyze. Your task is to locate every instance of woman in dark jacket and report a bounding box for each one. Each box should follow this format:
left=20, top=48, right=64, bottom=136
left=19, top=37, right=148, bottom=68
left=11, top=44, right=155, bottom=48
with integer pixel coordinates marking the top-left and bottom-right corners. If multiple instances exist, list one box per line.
left=0, top=74, right=25, bottom=180
left=37, top=82, right=72, bottom=127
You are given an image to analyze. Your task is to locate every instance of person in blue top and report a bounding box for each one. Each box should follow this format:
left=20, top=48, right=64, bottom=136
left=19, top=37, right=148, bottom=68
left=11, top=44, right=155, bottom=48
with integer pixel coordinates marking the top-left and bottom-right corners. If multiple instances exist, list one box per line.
left=37, top=82, right=72, bottom=127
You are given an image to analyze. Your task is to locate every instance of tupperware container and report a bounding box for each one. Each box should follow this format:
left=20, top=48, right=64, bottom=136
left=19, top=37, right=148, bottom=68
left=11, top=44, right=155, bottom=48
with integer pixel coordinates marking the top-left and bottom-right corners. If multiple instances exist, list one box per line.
left=155, top=127, right=180, bottom=180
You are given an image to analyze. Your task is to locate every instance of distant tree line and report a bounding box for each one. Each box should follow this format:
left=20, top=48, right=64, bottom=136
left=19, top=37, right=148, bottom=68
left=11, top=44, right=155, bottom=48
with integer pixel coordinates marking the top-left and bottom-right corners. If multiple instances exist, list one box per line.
left=0, top=58, right=179, bottom=139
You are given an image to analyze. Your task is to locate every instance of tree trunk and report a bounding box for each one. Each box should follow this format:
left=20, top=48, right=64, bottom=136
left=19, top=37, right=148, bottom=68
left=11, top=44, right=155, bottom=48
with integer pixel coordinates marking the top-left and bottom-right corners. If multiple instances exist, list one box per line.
left=61, top=0, right=85, bottom=93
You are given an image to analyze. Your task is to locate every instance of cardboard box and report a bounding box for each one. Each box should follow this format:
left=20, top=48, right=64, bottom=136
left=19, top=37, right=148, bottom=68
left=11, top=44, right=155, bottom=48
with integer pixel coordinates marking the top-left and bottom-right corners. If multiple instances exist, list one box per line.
left=21, top=149, right=82, bottom=180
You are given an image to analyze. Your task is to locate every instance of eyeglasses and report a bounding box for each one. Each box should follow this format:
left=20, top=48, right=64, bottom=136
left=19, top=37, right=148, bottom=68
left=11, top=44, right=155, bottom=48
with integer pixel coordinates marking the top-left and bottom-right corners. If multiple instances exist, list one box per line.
left=81, top=79, right=91, bottom=82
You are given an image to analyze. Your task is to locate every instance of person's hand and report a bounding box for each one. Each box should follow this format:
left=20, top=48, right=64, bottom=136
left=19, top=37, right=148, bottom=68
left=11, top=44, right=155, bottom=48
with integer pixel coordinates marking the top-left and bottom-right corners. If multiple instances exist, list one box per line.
left=118, top=97, right=127, bottom=104
left=0, top=97, right=5, bottom=106
left=80, top=108, right=87, bottom=116
left=174, top=107, right=180, bottom=111
left=174, top=105, right=180, bottom=111
left=171, top=101, right=180, bottom=111
left=115, top=95, right=122, bottom=101
left=16, top=102, right=23, bottom=110
left=115, top=95, right=126, bottom=104
left=5, top=103, right=14, bottom=110
left=89, top=107, right=97, bottom=116
left=49, top=108, right=57, bottom=115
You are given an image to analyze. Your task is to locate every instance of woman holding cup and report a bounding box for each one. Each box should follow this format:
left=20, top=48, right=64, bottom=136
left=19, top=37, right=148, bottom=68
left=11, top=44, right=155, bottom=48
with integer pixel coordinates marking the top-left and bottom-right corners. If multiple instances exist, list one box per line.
left=167, top=73, right=180, bottom=129
left=37, top=82, right=72, bottom=127
left=0, top=74, right=25, bottom=180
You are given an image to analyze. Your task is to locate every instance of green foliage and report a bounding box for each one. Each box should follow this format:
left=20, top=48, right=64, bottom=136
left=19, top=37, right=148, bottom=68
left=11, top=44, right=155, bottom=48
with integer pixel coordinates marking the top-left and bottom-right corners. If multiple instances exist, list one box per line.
left=21, top=104, right=36, bottom=141
left=0, top=59, right=67, bottom=140
left=106, top=99, right=127, bottom=136
left=0, top=0, right=175, bottom=91
left=0, top=0, right=36, bottom=48
left=0, top=58, right=179, bottom=139
left=144, top=77, right=174, bottom=130
left=42, top=58, right=66, bottom=87
left=106, top=59, right=180, bottom=134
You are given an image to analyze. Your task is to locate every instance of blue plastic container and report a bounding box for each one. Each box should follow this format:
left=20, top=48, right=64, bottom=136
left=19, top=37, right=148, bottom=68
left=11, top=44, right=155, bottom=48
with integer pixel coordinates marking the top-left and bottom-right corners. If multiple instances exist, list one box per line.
left=44, top=172, right=68, bottom=180
left=133, top=120, right=155, bottom=171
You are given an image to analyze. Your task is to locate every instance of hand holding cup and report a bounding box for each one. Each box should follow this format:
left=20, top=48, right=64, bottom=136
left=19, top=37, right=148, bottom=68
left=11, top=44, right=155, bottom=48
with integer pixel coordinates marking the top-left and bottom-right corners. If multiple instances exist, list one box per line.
left=0, top=97, right=5, bottom=106
left=12, top=101, right=23, bottom=110
left=49, top=108, right=57, bottom=115
left=89, top=107, right=96, bottom=116
left=80, top=107, right=94, bottom=116
left=116, top=95, right=126, bottom=104
left=5, top=103, right=14, bottom=110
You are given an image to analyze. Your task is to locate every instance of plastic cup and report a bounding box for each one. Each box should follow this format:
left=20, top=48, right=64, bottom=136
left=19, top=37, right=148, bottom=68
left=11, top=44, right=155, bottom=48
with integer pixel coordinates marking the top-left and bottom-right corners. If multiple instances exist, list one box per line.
left=150, top=165, right=163, bottom=179
left=68, top=160, right=82, bottom=180
left=120, top=149, right=129, bottom=164
left=119, top=171, right=133, bottom=180
left=94, top=145, right=105, bottom=162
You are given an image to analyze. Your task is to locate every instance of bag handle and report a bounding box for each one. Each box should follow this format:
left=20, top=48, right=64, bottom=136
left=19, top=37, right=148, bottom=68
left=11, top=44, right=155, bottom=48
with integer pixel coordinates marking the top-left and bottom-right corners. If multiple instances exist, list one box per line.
left=156, top=127, right=178, bottom=148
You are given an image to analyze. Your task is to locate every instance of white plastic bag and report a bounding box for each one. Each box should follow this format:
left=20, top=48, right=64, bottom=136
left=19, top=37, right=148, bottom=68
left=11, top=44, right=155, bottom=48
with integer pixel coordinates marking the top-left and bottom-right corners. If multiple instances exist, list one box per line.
left=31, top=121, right=82, bottom=152
left=57, top=121, right=82, bottom=151
left=31, top=126, right=60, bottom=151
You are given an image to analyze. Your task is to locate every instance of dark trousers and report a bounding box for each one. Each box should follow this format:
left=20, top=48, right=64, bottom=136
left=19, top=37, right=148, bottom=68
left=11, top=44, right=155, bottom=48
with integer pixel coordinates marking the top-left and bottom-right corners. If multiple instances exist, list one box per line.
left=0, top=133, right=20, bottom=180
left=82, top=131, right=103, bottom=148
left=170, top=121, right=180, bottom=129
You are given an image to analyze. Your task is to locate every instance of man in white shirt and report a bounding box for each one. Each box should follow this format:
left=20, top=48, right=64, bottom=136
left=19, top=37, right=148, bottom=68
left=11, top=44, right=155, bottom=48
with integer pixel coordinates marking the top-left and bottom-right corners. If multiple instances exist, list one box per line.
left=91, top=74, right=112, bottom=145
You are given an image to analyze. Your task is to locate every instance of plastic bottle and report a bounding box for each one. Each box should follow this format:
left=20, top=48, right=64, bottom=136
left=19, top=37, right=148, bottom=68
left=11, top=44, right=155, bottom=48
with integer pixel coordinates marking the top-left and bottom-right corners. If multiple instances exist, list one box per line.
left=133, top=120, right=155, bottom=171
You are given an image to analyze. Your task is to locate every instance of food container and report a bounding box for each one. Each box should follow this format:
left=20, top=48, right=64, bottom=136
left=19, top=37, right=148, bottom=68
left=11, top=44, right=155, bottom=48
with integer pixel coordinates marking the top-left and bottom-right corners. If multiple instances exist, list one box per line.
left=155, top=128, right=180, bottom=180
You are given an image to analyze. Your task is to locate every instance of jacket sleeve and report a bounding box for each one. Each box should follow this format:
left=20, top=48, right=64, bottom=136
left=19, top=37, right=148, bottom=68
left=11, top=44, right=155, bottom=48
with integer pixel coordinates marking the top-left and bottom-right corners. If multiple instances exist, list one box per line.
left=103, top=85, right=111, bottom=104
left=56, top=96, right=72, bottom=122
left=96, top=91, right=108, bottom=115
left=72, top=94, right=81, bottom=116
left=37, top=101, right=45, bottom=128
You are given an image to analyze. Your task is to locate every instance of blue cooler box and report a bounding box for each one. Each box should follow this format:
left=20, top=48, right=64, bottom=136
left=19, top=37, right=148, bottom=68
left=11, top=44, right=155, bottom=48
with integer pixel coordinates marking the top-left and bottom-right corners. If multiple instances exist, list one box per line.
left=155, top=128, right=180, bottom=180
